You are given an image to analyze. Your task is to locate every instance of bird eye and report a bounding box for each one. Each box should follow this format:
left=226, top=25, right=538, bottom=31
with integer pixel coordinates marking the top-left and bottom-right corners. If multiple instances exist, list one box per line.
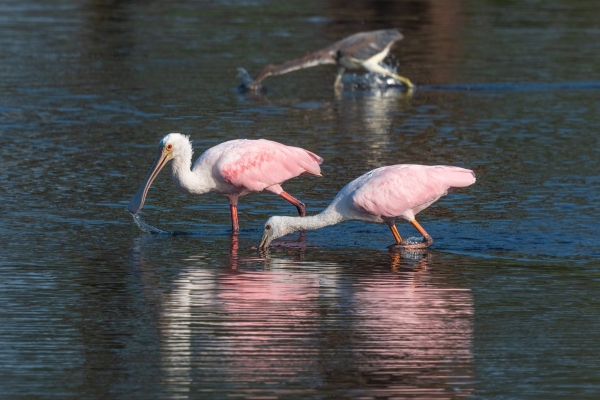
left=265, top=224, right=271, bottom=230
left=166, top=144, right=173, bottom=151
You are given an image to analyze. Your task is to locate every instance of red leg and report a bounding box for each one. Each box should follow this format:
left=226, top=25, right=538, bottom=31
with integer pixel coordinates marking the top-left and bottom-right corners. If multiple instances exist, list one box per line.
left=279, top=190, right=306, bottom=216
left=229, top=204, right=239, bottom=233
left=411, top=219, right=432, bottom=242
left=228, top=197, right=239, bottom=234
left=385, top=220, right=402, bottom=244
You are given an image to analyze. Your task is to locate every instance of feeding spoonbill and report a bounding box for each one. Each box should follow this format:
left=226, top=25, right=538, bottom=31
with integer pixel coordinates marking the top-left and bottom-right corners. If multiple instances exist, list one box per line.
left=128, top=133, right=323, bottom=233
left=243, top=29, right=414, bottom=90
left=259, top=164, right=475, bottom=249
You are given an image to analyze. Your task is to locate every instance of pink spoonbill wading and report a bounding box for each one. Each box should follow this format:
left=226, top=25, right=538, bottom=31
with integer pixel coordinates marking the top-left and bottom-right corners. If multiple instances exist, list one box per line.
left=259, top=164, right=476, bottom=249
left=128, top=133, right=323, bottom=233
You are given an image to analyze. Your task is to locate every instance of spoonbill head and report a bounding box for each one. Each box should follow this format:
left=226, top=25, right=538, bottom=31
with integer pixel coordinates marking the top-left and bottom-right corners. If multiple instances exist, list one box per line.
left=128, top=133, right=187, bottom=214
left=259, top=216, right=296, bottom=249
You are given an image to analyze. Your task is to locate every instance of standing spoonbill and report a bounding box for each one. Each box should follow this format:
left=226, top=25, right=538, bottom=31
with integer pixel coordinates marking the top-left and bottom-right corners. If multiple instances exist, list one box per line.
left=259, top=164, right=475, bottom=249
left=244, top=29, right=414, bottom=90
left=128, top=133, right=323, bottom=233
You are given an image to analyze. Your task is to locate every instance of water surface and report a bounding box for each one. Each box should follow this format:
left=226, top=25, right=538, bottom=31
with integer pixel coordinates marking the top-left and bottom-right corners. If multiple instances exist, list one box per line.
left=1, top=0, right=600, bottom=398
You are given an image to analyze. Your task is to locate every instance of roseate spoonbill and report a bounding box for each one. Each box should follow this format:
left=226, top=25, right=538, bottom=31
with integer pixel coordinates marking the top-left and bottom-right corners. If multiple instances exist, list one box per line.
left=128, top=133, right=323, bottom=233
left=259, top=164, right=475, bottom=249
left=244, top=29, right=413, bottom=90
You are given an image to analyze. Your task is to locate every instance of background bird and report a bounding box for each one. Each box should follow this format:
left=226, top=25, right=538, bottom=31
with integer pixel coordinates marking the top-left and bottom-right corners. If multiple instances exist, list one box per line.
left=244, top=29, right=413, bottom=90
left=259, top=164, right=475, bottom=249
left=128, top=133, right=323, bottom=233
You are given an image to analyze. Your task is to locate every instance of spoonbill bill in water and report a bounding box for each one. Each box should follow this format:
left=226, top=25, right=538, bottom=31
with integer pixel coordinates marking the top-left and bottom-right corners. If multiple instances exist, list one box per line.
left=259, top=164, right=475, bottom=249
left=128, top=133, right=323, bottom=233
left=243, top=29, right=414, bottom=90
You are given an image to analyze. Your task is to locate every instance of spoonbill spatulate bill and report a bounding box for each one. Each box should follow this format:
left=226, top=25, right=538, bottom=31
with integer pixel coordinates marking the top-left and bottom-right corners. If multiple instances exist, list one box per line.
left=128, top=133, right=323, bottom=233
left=259, top=164, right=475, bottom=249
left=244, top=29, right=414, bottom=90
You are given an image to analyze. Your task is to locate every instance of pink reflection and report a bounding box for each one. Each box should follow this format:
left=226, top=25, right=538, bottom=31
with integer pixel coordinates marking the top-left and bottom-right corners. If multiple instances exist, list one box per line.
left=158, top=244, right=474, bottom=397
left=349, top=253, right=474, bottom=395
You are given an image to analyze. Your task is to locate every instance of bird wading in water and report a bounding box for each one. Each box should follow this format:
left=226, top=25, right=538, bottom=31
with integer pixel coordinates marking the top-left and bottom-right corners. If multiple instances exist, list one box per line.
left=245, top=29, right=413, bottom=90
left=128, top=133, right=323, bottom=233
left=259, top=164, right=475, bottom=249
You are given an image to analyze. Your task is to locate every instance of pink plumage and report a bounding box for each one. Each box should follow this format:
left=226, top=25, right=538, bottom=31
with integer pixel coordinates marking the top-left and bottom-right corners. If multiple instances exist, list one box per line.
left=351, top=165, right=475, bottom=221
left=128, top=133, right=323, bottom=233
left=213, top=139, right=322, bottom=194
left=259, top=164, right=476, bottom=249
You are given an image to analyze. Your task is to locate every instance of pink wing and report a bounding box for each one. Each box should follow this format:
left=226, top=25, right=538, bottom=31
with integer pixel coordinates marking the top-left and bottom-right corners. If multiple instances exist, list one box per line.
left=351, top=165, right=475, bottom=218
left=218, top=139, right=323, bottom=192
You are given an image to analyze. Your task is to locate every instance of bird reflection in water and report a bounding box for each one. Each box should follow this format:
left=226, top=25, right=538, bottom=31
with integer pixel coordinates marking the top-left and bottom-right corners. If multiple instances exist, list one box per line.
left=229, top=234, right=239, bottom=269
left=330, top=86, right=412, bottom=174
left=389, top=247, right=429, bottom=274
left=131, top=240, right=475, bottom=397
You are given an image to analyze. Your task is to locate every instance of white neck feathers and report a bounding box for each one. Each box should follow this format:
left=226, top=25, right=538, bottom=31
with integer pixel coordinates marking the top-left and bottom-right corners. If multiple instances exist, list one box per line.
left=169, top=137, right=213, bottom=195
left=273, top=208, right=345, bottom=239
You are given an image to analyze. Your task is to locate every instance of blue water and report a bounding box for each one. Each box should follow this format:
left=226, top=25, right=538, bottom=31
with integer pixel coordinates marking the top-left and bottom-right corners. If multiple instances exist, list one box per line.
left=1, top=0, right=600, bottom=398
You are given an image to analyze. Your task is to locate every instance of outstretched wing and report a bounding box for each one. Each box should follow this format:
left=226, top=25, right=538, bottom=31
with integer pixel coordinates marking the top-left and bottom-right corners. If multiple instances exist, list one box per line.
left=217, top=139, right=323, bottom=192
left=351, top=165, right=475, bottom=218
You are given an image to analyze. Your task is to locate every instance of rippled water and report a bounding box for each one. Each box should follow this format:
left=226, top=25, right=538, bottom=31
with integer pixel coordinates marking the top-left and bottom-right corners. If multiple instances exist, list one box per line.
left=1, top=0, right=600, bottom=398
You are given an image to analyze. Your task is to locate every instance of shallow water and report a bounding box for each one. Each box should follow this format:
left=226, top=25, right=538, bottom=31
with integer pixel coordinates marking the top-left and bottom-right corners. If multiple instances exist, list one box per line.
left=1, top=0, right=600, bottom=398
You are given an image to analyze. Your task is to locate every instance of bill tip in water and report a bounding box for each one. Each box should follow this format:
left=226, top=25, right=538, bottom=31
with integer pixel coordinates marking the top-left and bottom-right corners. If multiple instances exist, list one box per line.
left=236, top=67, right=266, bottom=93
left=128, top=206, right=139, bottom=214
left=237, top=81, right=266, bottom=93
left=128, top=198, right=143, bottom=215
left=128, top=196, right=144, bottom=214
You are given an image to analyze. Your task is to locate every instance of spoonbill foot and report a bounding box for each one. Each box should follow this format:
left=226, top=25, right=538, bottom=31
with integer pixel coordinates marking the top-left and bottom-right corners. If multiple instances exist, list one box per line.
left=390, top=235, right=433, bottom=249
